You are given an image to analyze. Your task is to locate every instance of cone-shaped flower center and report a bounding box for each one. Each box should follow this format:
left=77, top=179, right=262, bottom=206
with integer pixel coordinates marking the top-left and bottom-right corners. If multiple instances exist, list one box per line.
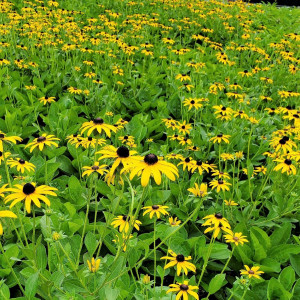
left=122, top=215, right=130, bottom=221
left=190, top=100, right=195, bottom=104
left=218, top=179, right=224, bottom=184
left=248, top=270, right=255, bottom=274
left=152, top=205, right=159, bottom=210
left=284, top=159, right=292, bottom=165
left=19, top=159, right=25, bottom=164
left=282, top=136, right=289, bottom=141
left=185, top=158, right=190, bottom=163
left=217, top=134, right=223, bottom=137
left=91, top=165, right=99, bottom=170
left=117, top=146, right=130, bottom=158
left=180, top=284, right=189, bottom=291
left=144, top=154, right=158, bottom=165
left=196, top=161, right=202, bottom=166
left=0, top=134, right=4, bottom=139
left=23, top=183, right=35, bottom=195
left=93, top=118, right=104, bottom=124
left=279, top=139, right=286, bottom=145
left=88, top=137, right=93, bottom=141
left=37, top=136, right=46, bottom=142
left=176, top=254, right=185, bottom=262
left=215, top=213, right=223, bottom=219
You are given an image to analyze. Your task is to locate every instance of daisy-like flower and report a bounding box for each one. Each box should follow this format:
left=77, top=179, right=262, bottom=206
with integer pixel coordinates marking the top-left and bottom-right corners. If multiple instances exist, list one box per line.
left=111, top=215, right=141, bottom=233
left=188, top=183, right=208, bottom=198
left=119, top=135, right=135, bottom=144
left=142, top=205, right=169, bottom=219
left=39, top=96, right=56, bottom=105
left=0, top=151, right=11, bottom=165
left=224, top=232, right=249, bottom=246
left=270, top=136, right=297, bottom=154
left=0, top=210, right=17, bottom=235
left=7, top=158, right=35, bottom=173
left=124, top=154, right=179, bottom=187
left=183, top=98, right=203, bottom=110
left=273, top=158, right=297, bottom=175
left=169, top=216, right=181, bottom=227
left=176, top=74, right=191, bottom=82
left=177, top=157, right=195, bottom=172
left=0, top=184, right=9, bottom=198
left=167, top=281, right=199, bottom=300
left=202, top=213, right=230, bottom=228
left=177, top=121, right=192, bottom=135
left=87, top=257, right=101, bottom=273
left=82, top=137, right=106, bottom=149
left=240, top=265, right=264, bottom=279
left=82, top=162, right=108, bottom=177
left=161, top=250, right=196, bottom=276
left=165, top=153, right=184, bottom=160
left=190, top=160, right=212, bottom=175
left=25, top=134, right=60, bottom=152
left=210, top=134, right=231, bottom=144
left=68, top=87, right=82, bottom=94
left=80, top=117, right=117, bottom=137
left=209, top=179, right=231, bottom=192
left=4, top=183, right=57, bottom=214
left=0, top=131, right=22, bottom=152
left=97, top=145, right=138, bottom=175
left=224, top=199, right=238, bottom=206
left=212, top=170, right=230, bottom=179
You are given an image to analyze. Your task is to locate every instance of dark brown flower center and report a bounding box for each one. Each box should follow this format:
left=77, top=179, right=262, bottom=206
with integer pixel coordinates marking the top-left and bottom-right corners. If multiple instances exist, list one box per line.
left=144, top=154, right=158, bottom=165
left=190, top=100, right=195, bottom=104
left=0, top=134, right=4, bottom=139
left=91, top=165, right=99, bottom=170
left=37, top=136, right=46, bottom=142
left=176, top=254, right=185, bottom=262
left=23, top=183, right=35, bottom=195
left=218, top=179, right=224, bottom=184
left=284, top=159, right=292, bottom=165
left=88, top=137, right=93, bottom=141
left=185, top=158, right=190, bottom=163
left=152, top=205, right=159, bottom=210
left=180, top=284, right=189, bottom=291
left=233, top=237, right=239, bottom=241
left=19, top=159, right=25, bottom=164
left=196, top=161, right=202, bottom=166
left=93, top=118, right=104, bottom=124
left=117, top=146, right=130, bottom=158
left=217, top=134, right=223, bottom=137
left=248, top=270, right=255, bottom=274
left=124, top=135, right=128, bottom=140
left=122, top=215, right=130, bottom=221
left=215, top=213, right=223, bottom=219
left=279, top=139, right=286, bottom=145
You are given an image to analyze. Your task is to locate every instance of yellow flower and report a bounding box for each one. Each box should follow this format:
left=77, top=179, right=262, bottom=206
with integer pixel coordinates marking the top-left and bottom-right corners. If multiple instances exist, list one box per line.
left=209, top=179, right=231, bottom=192
left=25, top=134, right=59, bottom=152
left=169, top=217, right=181, bottom=227
left=167, top=280, right=199, bottom=300
left=0, top=210, right=17, bottom=235
left=142, top=274, right=151, bottom=284
left=80, top=118, right=117, bottom=137
left=161, top=250, right=196, bottom=276
left=112, top=233, right=133, bottom=251
left=5, top=183, right=57, bottom=214
left=52, top=232, right=61, bottom=241
left=124, top=154, right=179, bottom=187
left=187, top=183, right=208, bottom=197
left=87, top=257, right=101, bottom=273
left=224, top=199, right=238, bottom=206
left=224, top=232, right=248, bottom=246
left=82, top=162, right=108, bottom=177
left=273, top=158, right=297, bottom=175
left=39, top=96, right=56, bottom=105
left=0, top=131, right=22, bottom=152
left=210, top=134, right=231, bottom=144
left=240, top=265, right=264, bottom=279
left=142, top=205, right=169, bottom=219
left=111, top=215, right=141, bottom=233
left=0, top=184, right=9, bottom=198
left=7, top=158, right=35, bottom=173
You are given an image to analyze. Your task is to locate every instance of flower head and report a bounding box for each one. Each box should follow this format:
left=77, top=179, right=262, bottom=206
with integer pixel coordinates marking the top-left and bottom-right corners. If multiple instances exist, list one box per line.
left=167, top=280, right=199, bottom=300
left=142, top=205, right=169, bottom=219
left=240, top=265, right=264, bottom=279
left=25, top=134, right=59, bottom=152
left=87, top=257, right=101, bottom=273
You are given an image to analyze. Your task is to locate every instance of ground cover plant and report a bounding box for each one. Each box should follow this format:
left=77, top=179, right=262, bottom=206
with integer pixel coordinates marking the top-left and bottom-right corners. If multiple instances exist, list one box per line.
left=0, top=0, right=299, bottom=299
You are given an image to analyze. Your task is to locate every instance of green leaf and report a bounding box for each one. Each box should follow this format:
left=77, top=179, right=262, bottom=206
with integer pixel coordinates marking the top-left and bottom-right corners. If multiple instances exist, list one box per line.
left=105, top=286, right=120, bottom=300
left=267, top=278, right=292, bottom=300
left=84, top=232, right=98, bottom=255
left=0, top=283, right=10, bottom=299
left=68, top=175, right=83, bottom=202
left=36, top=244, right=47, bottom=270
left=279, top=266, right=295, bottom=292
left=268, top=245, right=300, bottom=264
left=25, top=271, right=39, bottom=299
left=270, top=223, right=292, bottom=246
left=290, top=254, right=300, bottom=277
left=208, top=274, right=226, bottom=295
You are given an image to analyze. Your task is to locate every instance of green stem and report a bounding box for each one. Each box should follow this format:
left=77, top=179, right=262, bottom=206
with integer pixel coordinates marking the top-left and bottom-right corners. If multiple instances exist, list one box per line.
left=153, top=218, right=157, bottom=286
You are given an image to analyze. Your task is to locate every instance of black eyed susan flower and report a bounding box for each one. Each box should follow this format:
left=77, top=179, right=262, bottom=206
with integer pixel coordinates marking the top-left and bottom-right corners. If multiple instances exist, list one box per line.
left=168, top=216, right=181, bottom=227
left=177, top=157, right=195, bottom=172
left=0, top=151, right=11, bottom=165
left=0, top=131, right=22, bottom=152
left=273, top=158, right=297, bottom=175
left=175, top=73, right=191, bottom=82
left=25, top=134, right=60, bottom=152
left=187, top=183, right=208, bottom=198
left=202, top=213, right=230, bottom=228
left=68, top=87, right=82, bottom=94
left=224, top=199, right=238, bottom=206
left=210, top=134, right=231, bottom=144
left=4, top=183, right=57, bottom=214
left=161, top=250, right=196, bottom=276
left=80, top=118, right=117, bottom=137
left=82, top=137, right=106, bottom=149
left=118, top=135, right=135, bottom=144
left=7, top=158, right=35, bottom=173
left=87, top=257, right=101, bottom=273
left=82, top=162, right=108, bottom=177
left=39, top=96, right=56, bottom=105
left=0, top=184, right=9, bottom=198
left=111, top=215, right=141, bottom=233
left=209, top=179, right=231, bottom=192
left=165, top=153, right=184, bottom=160
left=224, top=232, right=249, bottom=246
left=142, top=205, right=169, bottom=219
left=212, top=170, right=230, bottom=179
left=183, top=98, right=203, bottom=110
left=177, top=121, right=192, bottom=135
left=240, top=265, right=264, bottom=279
left=190, top=160, right=211, bottom=175
left=270, top=136, right=297, bottom=153
left=97, top=145, right=138, bottom=175
left=0, top=210, right=17, bottom=235
left=124, top=154, right=179, bottom=187
left=167, top=281, right=199, bottom=300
